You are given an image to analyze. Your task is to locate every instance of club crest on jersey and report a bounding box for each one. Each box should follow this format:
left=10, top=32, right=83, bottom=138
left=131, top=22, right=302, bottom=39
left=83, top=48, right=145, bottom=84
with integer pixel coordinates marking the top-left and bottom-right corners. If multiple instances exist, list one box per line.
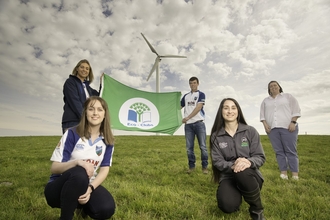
left=96, top=146, right=102, bottom=156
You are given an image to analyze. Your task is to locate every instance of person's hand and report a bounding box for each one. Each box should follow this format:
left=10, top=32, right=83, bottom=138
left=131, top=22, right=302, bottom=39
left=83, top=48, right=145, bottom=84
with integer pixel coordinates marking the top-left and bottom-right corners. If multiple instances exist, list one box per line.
left=100, top=73, right=104, bottom=85
left=263, top=123, right=271, bottom=134
left=288, top=122, right=296, bottom=132
left=77, top=160, right=95, bottom=178
left=231, top=158, right=251, bottom=173
left=182, top=117, right=189, bottom=124
left=78, top=189, right=92, bottom=205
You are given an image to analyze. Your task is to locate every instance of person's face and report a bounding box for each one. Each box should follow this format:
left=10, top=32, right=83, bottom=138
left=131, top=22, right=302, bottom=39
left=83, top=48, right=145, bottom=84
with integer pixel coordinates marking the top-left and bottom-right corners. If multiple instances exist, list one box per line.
left=86, top=100, right=105, bottom=127
left=269, top=82, right=280, bottom=95
left=222, top=100, right=238, bottom=123
left=76, top=62, right=90, bottom=81
left=189, top=80, right=199, bottom=92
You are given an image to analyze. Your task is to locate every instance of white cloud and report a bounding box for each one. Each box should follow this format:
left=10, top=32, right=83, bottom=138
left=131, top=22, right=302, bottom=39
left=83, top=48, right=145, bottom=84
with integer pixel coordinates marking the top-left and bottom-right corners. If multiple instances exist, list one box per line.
left=0, top=0, right=329, bottom=136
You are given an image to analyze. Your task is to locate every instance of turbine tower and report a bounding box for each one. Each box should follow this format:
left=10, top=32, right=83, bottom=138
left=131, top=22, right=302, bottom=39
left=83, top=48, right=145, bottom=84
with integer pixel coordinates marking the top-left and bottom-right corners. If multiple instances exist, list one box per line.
left=141, top=33, right=187, bottom=93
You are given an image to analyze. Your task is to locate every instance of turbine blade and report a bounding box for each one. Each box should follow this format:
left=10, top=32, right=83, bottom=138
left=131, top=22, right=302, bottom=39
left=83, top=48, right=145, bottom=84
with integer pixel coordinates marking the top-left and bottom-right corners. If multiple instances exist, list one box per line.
left=147, top=58, right=160, bottom=81
left=160, top=55, right=187, bottom=58
left=141, top=33, right=159, bottom=56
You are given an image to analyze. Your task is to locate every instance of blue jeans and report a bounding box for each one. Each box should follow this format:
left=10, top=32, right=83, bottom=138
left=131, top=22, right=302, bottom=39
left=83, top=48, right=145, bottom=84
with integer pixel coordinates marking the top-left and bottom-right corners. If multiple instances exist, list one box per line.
left=184, top=121, right=208, bottom=169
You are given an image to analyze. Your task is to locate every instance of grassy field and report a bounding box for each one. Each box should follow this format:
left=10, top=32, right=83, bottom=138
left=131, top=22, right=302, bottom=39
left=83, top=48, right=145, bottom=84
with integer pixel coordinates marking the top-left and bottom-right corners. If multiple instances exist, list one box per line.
left=0, top=135, right=329, bottom=220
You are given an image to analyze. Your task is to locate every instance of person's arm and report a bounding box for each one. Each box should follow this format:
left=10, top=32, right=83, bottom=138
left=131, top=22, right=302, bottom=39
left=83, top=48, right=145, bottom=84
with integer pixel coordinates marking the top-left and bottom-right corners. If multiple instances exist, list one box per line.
left=89, top=166, right=109, bottom=190
left=98, top=73, right=104, bottom=94
left=50, top=160, right=94, bottom=178
left=260, top=100, right=271, bottom=133
left=50, top=129, right=94, bottom=177
left=246, top=126, right=266, bottom=169
left=182, top=102, right=204, bottom=123
left=77, top=166, right=110, bottom=205
left=288, top=94, right=301, bottom=132
left=288, top=116, right=299, bottom=132
left=78, top=144, right=113, bottom=205
left=210, top=135, right=235, bottom=173
left=64, top=79, right=84, bottom=118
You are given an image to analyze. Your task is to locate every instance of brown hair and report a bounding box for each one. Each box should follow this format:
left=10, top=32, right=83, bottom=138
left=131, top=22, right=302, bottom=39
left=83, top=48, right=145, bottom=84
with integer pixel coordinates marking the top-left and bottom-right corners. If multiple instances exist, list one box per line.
left=189, top=76, right=199, bottom=84
left=76, top=97, right=114, bottom=145
left=267, top=80, right=283, bottom=95
left=209, top=98, right=247, bottom=183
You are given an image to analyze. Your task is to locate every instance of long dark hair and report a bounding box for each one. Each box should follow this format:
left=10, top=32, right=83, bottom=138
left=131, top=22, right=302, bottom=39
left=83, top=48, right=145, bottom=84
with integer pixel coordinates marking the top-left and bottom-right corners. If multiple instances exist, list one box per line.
left=267, top=80, right=283, bottom=95
left=209, top=98, right=247, bottom=183
left=76, top=97, right=114, bottom=145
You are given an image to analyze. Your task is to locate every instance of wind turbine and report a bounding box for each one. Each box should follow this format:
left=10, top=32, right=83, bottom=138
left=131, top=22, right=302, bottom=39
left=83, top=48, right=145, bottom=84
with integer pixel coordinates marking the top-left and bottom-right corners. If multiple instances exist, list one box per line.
left=141, top=33, right=187, bottom=93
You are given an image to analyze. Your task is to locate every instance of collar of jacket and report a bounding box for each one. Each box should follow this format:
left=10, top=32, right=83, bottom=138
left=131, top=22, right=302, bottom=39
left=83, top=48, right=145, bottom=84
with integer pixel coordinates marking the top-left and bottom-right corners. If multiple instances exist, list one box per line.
left=217, top=123, right=249, bottom=136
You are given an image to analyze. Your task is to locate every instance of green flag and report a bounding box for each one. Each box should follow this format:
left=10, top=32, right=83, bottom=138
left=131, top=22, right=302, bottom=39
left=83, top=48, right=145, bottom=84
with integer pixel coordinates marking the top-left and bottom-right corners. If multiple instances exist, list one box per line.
left=100, top=74, right=182, bottom=135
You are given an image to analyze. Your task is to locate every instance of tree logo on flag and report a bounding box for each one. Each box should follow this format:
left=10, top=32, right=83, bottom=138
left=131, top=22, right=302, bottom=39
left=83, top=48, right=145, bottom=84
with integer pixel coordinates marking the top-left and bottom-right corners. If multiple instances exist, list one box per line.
left=119, top=98, right=160, bottom=129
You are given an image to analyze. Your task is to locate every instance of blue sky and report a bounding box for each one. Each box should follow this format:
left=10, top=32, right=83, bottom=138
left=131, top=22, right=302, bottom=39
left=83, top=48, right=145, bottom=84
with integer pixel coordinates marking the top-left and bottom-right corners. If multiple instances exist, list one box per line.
left=0, top=0, right=329, bottom=136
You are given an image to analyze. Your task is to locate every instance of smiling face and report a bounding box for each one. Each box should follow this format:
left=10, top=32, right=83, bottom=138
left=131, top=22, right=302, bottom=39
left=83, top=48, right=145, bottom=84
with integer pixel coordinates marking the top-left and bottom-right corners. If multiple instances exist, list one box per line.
left=86, top=100, right=105, bottom=127
left=189, top=79, right=199, bottom=92
left=76, top=62, right=90, bottom=82
left=222, top=100, right=238, bottom=123
left=268, top=81, right=281, bottom=96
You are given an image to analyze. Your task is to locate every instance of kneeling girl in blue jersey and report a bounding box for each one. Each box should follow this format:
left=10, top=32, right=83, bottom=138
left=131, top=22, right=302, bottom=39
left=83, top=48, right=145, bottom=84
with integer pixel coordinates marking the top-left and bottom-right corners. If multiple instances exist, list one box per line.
left=44, top=96, right=116, bottom=220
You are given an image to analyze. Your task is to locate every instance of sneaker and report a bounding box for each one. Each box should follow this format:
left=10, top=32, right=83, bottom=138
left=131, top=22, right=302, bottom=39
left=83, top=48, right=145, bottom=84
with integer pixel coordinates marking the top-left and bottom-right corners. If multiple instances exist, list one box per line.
left=202, top=168, right=208, bottom=174
left=280, top=174, right=288, bottom=180
left=187, top=168, right=195, bottom=174
left=292, top=176, right=299, bottom=180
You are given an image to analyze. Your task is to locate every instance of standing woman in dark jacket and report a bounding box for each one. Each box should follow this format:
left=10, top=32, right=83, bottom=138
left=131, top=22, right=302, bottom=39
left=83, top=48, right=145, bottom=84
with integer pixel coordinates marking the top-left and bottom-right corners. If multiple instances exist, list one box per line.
left=210, top=98, right=266, bottom=220
left=61, top=59, right=103, bottom=134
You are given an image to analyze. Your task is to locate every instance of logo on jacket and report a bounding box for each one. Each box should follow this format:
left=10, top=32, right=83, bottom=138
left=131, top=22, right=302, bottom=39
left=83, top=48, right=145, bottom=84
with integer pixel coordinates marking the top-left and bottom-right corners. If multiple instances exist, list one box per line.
left=219, top=142, right=228, bottom=149
left=241, top=137, right=249, bottom=147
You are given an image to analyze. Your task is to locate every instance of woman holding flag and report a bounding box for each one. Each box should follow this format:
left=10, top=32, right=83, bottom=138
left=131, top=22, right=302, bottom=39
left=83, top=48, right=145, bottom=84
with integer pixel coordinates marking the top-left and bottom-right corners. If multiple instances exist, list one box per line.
left=61, top=59, right=103, bottom=134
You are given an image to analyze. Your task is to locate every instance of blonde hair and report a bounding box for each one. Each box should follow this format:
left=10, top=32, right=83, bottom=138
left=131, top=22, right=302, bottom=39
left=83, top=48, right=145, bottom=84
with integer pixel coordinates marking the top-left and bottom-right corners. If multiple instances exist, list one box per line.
left=72, top=59, right=95, bottom=83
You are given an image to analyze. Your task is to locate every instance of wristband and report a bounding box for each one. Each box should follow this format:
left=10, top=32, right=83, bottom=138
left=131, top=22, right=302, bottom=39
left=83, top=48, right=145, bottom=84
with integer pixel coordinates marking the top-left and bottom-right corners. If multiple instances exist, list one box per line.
left=89, top=184, right=95, bottom=193
left=291, top=121, right=297, bottom=124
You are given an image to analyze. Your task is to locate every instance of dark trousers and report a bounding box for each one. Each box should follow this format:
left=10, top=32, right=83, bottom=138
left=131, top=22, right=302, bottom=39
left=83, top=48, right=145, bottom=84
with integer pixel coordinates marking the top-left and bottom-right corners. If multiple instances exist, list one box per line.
left=44, top=166, right=116, bottom=220
left=216, top=168, right=263, bottom=214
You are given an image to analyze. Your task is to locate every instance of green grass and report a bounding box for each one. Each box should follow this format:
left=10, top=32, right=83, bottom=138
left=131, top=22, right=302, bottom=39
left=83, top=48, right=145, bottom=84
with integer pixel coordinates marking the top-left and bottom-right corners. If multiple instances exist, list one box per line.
left=0, top=135, right=329, bottom=220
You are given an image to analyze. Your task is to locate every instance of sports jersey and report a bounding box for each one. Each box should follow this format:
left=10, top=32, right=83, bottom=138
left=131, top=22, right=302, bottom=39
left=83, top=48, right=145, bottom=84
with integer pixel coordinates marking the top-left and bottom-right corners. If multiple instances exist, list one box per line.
left=48, top=128, right=114, bottom=183
left=180, top=90, right=205, bottom=124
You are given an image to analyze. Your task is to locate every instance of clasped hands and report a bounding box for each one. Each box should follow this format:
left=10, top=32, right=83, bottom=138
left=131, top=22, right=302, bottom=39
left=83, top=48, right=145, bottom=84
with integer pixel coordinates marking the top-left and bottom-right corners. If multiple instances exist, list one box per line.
left=231, top=157, right=251, bottom=173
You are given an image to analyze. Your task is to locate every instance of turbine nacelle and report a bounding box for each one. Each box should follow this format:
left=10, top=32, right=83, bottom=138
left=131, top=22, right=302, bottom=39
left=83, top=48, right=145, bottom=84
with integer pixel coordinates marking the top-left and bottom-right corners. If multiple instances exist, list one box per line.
left=141, top=33, right=187, bottom=87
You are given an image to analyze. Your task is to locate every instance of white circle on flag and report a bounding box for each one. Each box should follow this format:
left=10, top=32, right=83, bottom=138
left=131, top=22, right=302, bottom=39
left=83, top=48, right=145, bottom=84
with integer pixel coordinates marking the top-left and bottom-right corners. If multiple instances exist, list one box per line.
left=119, top=98, right=159, bottom=129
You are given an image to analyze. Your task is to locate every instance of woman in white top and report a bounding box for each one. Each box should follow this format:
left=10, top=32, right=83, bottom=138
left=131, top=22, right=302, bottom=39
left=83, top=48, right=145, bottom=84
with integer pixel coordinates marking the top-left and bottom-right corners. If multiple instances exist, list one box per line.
left=260, top=81, right=301, bottom=180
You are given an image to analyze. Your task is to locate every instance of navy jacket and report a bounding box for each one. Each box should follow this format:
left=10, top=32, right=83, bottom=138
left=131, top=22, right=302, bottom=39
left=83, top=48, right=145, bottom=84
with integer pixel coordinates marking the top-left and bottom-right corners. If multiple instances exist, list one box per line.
left=61, top=75, right=100, bottom=128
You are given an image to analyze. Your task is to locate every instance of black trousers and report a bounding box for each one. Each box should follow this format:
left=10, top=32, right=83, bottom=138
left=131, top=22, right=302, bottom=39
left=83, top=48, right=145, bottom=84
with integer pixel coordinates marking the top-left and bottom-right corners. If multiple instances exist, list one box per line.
left=216, top=168, right=263, bottom=213
left=44, top=166, right=116, bottom=220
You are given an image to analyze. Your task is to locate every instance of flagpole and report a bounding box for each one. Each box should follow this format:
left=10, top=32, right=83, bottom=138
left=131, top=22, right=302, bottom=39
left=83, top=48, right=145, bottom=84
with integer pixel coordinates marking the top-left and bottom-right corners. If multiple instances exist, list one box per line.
left=156, top=65, right=160, bottom=135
